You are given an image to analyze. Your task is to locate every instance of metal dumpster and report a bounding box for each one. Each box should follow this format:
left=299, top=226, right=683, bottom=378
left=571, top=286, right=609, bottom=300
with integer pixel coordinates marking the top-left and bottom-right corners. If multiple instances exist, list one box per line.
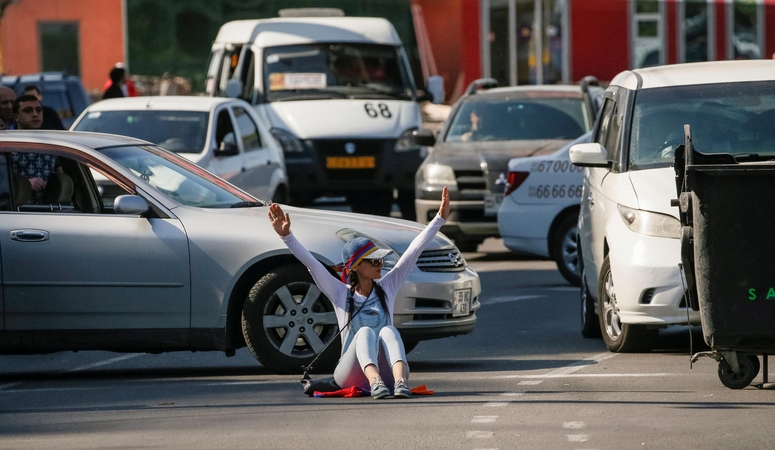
left=675, top=125, right=775, bottom=389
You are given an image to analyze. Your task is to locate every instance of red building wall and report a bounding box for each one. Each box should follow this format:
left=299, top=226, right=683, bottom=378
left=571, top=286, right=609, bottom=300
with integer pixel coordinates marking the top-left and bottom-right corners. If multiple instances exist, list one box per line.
left=570, top=0, right=629, bottom=83
left=1, top=0, right=124, bottom=92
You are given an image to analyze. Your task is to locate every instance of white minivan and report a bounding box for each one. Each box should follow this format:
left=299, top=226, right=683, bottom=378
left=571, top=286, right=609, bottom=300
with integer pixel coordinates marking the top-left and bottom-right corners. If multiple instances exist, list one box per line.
left=205, top=12, right=441, bottom=219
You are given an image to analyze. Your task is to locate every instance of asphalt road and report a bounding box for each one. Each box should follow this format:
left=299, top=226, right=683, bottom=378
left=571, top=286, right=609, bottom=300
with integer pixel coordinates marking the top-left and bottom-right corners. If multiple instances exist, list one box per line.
left=1, top=239, right=775, bottom=449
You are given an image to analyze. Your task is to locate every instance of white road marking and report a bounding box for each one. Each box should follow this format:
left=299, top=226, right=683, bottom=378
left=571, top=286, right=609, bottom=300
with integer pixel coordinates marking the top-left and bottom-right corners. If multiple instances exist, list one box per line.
left=501, top=391, right=525, bottom=397
left=472, top=416, right=498, bottom=423
left=564, top=422, right=586, bottom=429
left=0, top=382, right=23, bottom=391
left=518, top=380, right=543, bottom=385
left=466, top=431, right=494, bottom=438
left=484, top=401, right=510, bottom=407
left=567, top=435, right=589, bottom=442
left=485, top=295, right=544, bottom=305
left=67, top=353, right=142, bottom=372
left=498, top=373, right=676, bottom=378
left=495, top=352, right=619, bottom=379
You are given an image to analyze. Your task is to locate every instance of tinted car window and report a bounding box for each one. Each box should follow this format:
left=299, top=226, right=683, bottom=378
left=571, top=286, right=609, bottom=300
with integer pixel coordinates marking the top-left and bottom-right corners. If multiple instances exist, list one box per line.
left=233, top=106, right=262, bottom=151
left=445, top=96, right=589, bottom=142
left=99, top=145, right=254, bottom=207
left=75, top=111, right=208, bottom=154
left=629, top=80, right=775, bottom=170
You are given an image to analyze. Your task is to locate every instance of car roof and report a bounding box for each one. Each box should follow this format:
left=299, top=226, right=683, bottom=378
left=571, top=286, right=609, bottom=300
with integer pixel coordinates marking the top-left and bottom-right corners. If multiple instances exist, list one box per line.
left=464, top=85, right=584, bottom=101
left=0, top=130, right=151, bottom=150
left=83, top=96, right=238, bottom=112
left=214, top=17, right=401, bottom=47
left=611, top=60, right=775, bottom=90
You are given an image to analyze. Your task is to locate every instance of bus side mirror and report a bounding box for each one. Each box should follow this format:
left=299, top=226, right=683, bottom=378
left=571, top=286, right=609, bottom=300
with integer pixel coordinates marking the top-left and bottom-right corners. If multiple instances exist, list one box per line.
left=225, top=79, right=242, bottom=99
left=426, top=75, right=444, bottom=104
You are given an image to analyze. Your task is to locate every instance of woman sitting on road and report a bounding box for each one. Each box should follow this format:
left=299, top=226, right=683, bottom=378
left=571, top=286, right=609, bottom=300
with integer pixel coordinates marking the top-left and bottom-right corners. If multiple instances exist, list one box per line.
left=268, top=187, right=450, bottom=399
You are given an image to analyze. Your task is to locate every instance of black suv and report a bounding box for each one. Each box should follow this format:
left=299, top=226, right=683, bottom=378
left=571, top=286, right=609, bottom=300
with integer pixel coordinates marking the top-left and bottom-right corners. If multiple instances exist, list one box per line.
left=413, top=77, right=603, bottom=252
left=2, top=72, right=91, bottom=129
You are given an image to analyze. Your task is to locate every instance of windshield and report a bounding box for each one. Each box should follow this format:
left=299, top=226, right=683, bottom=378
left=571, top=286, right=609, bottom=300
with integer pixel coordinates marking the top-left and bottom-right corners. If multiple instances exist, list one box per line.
left=262, top=43, right=413, bottom=102
left=99, top=145, right=256, bottom=207
left=629, top=81, right=775, bottom=170
left=75, top=111, right=209, bottom=154
left=445, top=95, right=589, bottom=142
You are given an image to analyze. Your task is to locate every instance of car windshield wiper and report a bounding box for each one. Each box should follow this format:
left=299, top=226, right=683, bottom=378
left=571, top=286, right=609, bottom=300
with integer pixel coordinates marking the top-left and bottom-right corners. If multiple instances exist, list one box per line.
left=230, top=201, right=267, bottom=208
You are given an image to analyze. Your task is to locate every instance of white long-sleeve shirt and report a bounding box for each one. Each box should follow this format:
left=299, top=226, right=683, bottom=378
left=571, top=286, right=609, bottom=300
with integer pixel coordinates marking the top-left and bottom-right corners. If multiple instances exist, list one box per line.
left=280, top=214, right=447, bottom=351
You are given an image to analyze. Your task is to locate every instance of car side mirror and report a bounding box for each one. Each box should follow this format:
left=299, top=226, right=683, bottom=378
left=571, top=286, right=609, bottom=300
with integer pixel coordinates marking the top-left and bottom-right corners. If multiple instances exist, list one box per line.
left=114, top=195, right=149, bottom=215
left=225, top=79, right=242, bottom=99
left=569, top=143, right=611, bottom=167
left=215, top=141, right=239, bottom=157
left=426, top=75, right=445, bottom=104
left=412, top=129, right=436, bottom=147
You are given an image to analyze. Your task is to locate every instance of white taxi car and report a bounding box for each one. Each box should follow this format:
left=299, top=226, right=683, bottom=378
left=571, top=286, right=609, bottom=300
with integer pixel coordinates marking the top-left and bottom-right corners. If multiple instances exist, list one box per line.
left=497, top=131, right=591, bottom=286
left=571, top=60, right=775, bottom=351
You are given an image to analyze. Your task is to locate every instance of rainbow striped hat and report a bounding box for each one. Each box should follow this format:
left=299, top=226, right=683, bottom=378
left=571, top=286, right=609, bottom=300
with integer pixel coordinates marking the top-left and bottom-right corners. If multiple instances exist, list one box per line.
left=341, top=237, right=393, bottom=282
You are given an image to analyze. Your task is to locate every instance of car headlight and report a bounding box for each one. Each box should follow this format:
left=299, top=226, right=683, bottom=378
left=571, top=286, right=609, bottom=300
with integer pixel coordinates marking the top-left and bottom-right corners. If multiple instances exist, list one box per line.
left=617, top=204, right=681, bottom=239
left=270, top=128, right=304, bottom=153
left=394, top=128, right=419, bottom=152
left=422, top=163, right=457, bottom=186
left=335, top=229, right=399, bottom=270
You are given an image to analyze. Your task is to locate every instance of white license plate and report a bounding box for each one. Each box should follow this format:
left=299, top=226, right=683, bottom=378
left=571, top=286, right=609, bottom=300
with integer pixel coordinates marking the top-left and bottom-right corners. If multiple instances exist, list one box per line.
left=452, top=288, right=472, bottom=317
left=484, top=193, right=504, bottom=216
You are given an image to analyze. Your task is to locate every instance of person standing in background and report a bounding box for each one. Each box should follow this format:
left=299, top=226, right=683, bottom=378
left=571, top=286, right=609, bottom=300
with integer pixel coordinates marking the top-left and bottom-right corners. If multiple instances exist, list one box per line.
left=0, top=86, right=16, bottom=130
left=103, top=63, right=138, bottom=97
left=102, top=67, right=126, bottom=100
left=23, top=85, right=64, bottom=130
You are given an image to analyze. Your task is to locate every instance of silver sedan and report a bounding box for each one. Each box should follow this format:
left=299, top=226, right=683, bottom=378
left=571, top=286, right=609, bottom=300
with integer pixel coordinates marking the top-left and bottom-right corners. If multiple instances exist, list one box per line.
left=0, top=131, right=480, bottom=373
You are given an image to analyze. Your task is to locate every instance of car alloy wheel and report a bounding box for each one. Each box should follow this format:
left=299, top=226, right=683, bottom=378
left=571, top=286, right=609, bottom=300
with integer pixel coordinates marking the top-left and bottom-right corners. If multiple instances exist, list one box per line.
left=242, top=265, right=340, bottom=373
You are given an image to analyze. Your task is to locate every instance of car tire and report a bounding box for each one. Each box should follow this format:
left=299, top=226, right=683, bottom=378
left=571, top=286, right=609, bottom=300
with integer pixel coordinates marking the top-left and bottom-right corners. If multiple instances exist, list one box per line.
left=597, top=256, right=658, bottom=352
left=580, top=266, right=601, bottom=338
left=242, top=264, right=341, bottom=374
left=350, top=191, right=393, bottom=216
left=455, top=238, right=482, bottom=253
left=397, top=189, right=417, bottom=221
left=552, top=214, right=581, bottom=286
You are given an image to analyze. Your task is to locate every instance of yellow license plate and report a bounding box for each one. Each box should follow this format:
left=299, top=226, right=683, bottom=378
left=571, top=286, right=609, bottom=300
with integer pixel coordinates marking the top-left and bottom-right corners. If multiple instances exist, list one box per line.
left=326, top=156, right=375, bottom=169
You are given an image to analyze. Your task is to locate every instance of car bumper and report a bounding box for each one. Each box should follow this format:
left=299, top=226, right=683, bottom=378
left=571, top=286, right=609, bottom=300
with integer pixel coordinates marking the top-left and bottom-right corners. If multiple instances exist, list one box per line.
left=393, top=266, right=481, bottom=341
left=416, top=198, right=499, bottom=239
left=608, top=230, right=700, bottom=325
left=285, top=138, right=421, bottom=196
left=498, top=201, right=565, bottom=258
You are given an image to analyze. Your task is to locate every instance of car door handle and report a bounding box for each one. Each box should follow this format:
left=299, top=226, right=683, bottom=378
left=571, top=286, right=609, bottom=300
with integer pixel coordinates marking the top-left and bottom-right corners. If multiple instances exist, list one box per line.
left=588, top=195, right=595, bottom=205
left=11, top=229, right=50, bottom=242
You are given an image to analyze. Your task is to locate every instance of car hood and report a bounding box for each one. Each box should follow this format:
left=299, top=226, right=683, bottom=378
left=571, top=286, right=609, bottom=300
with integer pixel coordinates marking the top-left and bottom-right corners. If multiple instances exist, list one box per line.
left=628, top=167, right=680, bottom=217
left=263, top=100, right=419, bottom=139
left=195, top=204, right=455, bottom=258
left=430, top=140, right=570, bottom=172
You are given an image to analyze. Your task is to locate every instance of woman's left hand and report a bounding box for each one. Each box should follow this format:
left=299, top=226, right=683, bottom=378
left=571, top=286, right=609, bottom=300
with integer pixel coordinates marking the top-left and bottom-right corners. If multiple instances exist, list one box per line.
left=438, top=186, right=450, bottom=220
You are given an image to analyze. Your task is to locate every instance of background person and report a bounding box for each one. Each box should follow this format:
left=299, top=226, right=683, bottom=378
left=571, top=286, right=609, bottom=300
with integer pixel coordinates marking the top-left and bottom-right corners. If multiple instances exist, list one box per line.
left=103, top=67, right=126, bottom=100
left=23, top=85, right=65, bottom=130
left=269, top=187, right=451, bottom=399
left=103, top=62, right=138, bottom=97
left=0, top=86, right=16, bottom=129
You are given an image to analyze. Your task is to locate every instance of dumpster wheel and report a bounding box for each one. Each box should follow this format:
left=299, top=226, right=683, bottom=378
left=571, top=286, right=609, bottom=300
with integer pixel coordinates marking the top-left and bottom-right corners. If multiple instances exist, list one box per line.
left=718, top=354, right=760, bottom=389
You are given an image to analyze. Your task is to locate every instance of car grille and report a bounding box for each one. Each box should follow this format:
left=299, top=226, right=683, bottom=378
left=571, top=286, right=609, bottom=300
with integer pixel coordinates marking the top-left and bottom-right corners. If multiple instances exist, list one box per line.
left=416, top=247, right=465, bottom=272
left=454, top=169, right=487, bottom=191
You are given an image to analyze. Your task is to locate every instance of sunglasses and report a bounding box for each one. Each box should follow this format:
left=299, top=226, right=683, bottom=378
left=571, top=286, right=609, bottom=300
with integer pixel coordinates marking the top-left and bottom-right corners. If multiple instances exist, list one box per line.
left=365, top=257, right=384, bottom=267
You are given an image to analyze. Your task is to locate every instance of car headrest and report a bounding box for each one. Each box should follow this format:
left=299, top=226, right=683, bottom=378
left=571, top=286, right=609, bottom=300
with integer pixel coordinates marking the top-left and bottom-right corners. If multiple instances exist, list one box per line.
left=11, top=174, right=32, bottom=206
left=44, top=172, right=74, bottom=204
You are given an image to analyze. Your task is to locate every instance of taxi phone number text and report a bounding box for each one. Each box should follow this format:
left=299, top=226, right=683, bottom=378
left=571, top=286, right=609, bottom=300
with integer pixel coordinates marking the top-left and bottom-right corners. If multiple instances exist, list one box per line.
left=530, top=160, right=584, bottom=173
left=528, top=184, right=583, bottom=199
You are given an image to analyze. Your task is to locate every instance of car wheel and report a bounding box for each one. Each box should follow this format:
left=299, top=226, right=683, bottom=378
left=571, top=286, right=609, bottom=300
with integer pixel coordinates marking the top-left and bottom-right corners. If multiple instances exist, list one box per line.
left=580, top=266, right=601, bottom=338
left=552, top=214, right=581, bottom=286
left=455, top=238, right=482, bottom=253
left=597, top=256, right=658, bottom=352
left=242, top=264, right=341, bottom=374
left=397, top=189, right=417, bottom=221
left=402, top=339, right=419, bottom=354
left=718, top=354, right=760, bottom=389
left=350, top=191, right=393, bottom=216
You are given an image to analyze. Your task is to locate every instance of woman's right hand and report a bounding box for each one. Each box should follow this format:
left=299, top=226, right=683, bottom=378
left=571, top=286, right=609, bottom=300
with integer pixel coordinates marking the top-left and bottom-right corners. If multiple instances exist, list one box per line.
left=268, top=203, right=291, bottom=237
